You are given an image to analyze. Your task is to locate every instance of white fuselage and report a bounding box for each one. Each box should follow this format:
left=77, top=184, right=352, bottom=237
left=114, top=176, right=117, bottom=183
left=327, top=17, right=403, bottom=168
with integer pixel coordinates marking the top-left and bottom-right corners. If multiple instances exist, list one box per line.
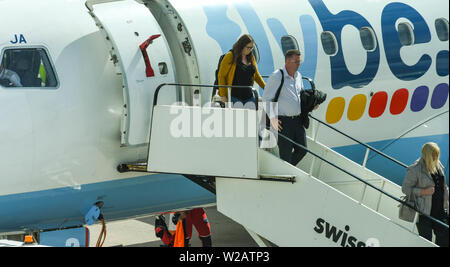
left=0, top=0, right=448, bottom=232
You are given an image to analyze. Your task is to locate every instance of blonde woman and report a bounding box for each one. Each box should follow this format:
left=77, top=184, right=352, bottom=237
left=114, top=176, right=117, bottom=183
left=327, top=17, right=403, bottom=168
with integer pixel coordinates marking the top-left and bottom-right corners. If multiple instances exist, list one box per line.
left=402, top=142, right=449, bottom=246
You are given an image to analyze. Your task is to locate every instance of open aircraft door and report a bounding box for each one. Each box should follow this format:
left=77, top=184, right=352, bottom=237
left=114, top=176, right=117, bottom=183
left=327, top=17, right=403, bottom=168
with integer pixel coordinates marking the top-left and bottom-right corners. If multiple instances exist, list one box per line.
left=88, top=0, right=177, bottom=146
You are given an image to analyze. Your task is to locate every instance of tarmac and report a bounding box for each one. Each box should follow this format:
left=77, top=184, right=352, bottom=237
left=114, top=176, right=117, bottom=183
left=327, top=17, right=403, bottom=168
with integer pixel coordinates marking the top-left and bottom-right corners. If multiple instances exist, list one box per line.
left=87, top=205, right=259, bottom=247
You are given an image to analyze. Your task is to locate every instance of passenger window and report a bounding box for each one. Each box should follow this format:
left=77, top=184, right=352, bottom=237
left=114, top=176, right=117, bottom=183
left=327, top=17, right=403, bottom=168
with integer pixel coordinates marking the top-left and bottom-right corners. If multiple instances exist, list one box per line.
left=320, top=31, right=338, bottom=56
left=281, top=35, right=299, bottom=56
left=360, top=27, right=377, bottom=51
left=397, top=22, right=415, bottom=46
left=435, top=18, right=449, bottom=41
left=252, top=43, right=260, bottom=63
left=0, top=47, right=58, bottom=88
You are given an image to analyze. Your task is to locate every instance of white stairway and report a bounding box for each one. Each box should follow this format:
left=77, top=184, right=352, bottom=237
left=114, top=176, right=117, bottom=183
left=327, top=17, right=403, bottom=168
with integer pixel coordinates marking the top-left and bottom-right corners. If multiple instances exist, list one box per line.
left=146, top=104, right=436, bottom=247
left=216, top=138, right=435, bottom=247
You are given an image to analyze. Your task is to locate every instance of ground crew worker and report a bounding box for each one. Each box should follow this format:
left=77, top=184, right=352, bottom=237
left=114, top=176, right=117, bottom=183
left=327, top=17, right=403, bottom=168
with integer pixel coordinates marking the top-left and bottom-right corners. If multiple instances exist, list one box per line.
left=155, top=208, right=212, bottom=247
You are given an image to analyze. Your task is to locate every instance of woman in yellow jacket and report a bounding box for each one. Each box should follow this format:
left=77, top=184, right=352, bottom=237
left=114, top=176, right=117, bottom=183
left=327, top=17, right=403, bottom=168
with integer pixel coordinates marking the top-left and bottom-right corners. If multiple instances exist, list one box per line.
left=218, top=34, right=266, bottom=106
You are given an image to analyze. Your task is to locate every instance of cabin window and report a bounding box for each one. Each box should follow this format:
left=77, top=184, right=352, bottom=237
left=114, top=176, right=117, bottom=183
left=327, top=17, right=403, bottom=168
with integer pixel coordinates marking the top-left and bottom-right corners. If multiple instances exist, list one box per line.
left=252, top=43, right=260, bottom=64
left=435, top=18, right=449, bottom=41
left=0, top=47, right=58, bottom=89
left=360, top=27, right=377, bottom=51
left=281, top=35, right=299, bottom=56
left=397, top=22, right=415, bottom=46
left=320, top=31, right=338, bottom=56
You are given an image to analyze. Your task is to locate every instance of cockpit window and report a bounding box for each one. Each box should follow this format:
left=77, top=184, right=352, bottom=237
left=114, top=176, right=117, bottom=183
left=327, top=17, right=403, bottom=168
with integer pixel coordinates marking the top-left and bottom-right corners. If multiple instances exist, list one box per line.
left=0, top=47, right=58, bottom=89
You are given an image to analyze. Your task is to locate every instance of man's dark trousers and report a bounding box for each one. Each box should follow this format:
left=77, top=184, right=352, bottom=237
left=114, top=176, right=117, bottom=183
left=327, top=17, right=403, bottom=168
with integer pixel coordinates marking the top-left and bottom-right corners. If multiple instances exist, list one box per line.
left=277, top=115, right=307, bottom=166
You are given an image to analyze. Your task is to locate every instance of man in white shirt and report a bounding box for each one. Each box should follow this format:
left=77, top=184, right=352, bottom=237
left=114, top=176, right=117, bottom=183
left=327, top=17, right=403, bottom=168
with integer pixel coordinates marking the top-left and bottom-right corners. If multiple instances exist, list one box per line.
left=263, top=50, right=316, bottom=166
left=0, top=66, right=23, bottom=87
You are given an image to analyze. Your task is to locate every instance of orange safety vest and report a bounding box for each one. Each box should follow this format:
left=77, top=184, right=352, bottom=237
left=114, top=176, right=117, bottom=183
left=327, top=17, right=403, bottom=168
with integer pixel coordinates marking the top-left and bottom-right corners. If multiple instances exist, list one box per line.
left=173, top=220, right=185, bottom=247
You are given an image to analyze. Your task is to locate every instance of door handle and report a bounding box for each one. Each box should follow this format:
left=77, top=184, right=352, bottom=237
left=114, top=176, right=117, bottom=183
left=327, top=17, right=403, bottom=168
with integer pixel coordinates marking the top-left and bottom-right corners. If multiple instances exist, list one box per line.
left=139, top=34, right=161, bottom=77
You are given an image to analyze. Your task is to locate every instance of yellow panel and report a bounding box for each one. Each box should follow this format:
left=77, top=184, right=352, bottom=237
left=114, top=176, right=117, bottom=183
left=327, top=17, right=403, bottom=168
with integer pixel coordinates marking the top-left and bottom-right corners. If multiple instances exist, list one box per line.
left=326, top=97, right=345, bottom=124
left=347, top=94, right=367, bottom=121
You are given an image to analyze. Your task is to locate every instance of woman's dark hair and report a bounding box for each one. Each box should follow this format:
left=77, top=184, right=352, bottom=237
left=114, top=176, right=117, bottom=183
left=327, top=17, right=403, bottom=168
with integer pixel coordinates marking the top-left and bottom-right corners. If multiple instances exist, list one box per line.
left=232, top=34, right=254, bottom=65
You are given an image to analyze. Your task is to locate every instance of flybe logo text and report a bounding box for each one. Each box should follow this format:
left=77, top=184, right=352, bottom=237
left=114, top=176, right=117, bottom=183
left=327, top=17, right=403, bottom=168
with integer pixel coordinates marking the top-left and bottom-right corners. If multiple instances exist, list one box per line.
left=313, top=218, right=380, bottom=247
left=309, top=0, right=448, bottom=89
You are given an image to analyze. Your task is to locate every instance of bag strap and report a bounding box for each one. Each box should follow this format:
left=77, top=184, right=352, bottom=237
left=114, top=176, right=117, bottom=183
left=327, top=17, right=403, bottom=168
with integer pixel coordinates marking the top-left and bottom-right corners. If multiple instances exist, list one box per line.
left=272, top=69, right=284, bottom=102
left=264, top=70, right=284, bottom=126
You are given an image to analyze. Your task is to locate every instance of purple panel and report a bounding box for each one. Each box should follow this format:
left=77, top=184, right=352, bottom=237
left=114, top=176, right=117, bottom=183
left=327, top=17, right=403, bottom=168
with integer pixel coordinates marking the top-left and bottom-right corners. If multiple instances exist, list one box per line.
left=431, top=83, right=449, bottom=109
left=410, top=86, right=429, bottom=112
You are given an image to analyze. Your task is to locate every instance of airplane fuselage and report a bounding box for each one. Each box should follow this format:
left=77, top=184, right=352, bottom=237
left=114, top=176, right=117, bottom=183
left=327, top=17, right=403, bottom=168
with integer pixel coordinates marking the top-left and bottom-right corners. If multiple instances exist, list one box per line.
left=0, top=0, right=448, bottom=233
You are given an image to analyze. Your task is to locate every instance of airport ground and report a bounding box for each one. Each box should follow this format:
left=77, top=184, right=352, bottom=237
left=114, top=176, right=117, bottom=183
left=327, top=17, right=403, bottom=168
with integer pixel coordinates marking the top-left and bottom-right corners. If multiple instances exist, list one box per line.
left=87, top=206, right=259, bottom=247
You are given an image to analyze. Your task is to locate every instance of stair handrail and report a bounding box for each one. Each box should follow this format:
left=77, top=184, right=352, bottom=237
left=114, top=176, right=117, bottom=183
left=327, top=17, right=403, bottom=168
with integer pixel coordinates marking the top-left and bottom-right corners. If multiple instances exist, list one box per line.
left=297, top=75, right=409, bottom=169
left=308, top=114, right=409, bottom=169
left=148, top=82, right=259, bottom=162
left=153, top=83, right=258, bottom=108
left=276, top=131, right=449, bottom=230
left=150, top=82, right=259, bottom=141
left=266, top=73, right=408, bottom=169
left=149, top=82, right=448, bottom=230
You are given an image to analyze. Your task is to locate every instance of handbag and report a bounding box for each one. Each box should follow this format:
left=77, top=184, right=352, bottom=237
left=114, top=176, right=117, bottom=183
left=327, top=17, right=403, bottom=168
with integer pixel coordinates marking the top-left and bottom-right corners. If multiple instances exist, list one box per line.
left=398, top=193, right=417, bottom=222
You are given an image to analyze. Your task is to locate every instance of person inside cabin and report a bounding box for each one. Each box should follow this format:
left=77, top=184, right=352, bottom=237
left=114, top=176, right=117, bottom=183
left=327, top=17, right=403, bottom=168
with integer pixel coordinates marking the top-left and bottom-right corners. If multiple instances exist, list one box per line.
left=217, top=34, right=265, bottom=108
left=402, top=142, right=449, bottom=247
left=0, top=65, right=23, bottom=87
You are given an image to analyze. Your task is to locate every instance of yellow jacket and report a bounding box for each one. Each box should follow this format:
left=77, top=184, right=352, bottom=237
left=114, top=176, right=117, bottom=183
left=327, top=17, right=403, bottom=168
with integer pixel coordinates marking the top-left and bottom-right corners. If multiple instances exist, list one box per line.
left=217, top=51, right=266, bottom=97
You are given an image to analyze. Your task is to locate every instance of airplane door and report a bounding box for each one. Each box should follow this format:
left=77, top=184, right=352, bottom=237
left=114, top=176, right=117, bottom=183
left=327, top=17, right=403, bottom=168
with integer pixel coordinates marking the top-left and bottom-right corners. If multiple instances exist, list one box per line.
left=89, top=0, right=176, bottom=146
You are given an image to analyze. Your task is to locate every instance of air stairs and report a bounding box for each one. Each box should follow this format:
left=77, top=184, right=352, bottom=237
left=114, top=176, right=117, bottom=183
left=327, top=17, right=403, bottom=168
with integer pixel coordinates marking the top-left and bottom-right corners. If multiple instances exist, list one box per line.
left=120, top=83, right=447, bottom=247
left=217, top=136, right=433, bottom=247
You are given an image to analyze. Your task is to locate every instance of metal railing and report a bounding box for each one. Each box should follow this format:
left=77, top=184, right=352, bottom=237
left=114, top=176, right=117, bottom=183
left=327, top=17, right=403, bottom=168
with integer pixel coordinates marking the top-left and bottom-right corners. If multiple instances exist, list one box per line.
left=282, top=77, right=446, bottom=232
left=151, top=82, right=259, bottom=141
left=276, top=131, right=449, bottom=231
left=149, top=82, right=259, bottom=158
left=308, top=114, right=408, bottom=169
left=153, top=83, right=258, bottom=108
left=293, top=75, right=408, bottom=170
left=261, top=75, right=448, bottom=232
left=149, top=82, right=448, bottom=233
left=291, top=77, right=420, bottom=229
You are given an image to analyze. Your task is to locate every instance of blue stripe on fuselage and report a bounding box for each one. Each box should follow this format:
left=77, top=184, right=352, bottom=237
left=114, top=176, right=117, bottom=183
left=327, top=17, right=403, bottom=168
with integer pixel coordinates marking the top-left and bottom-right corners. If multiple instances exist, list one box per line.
left=233, top=2, right=274, bottom=76
left=333, top=134, right=449, bottom=186
left=266, top=15, right=318, bottom=82
left=203, top=4, right=241, bottom=54
left=0, top=174, right=215, bottom=232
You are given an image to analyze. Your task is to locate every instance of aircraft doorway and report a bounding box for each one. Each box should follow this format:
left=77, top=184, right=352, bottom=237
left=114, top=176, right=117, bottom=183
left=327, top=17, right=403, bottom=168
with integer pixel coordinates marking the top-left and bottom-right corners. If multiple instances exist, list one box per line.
left=87, top=0, right=177, bottom=146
